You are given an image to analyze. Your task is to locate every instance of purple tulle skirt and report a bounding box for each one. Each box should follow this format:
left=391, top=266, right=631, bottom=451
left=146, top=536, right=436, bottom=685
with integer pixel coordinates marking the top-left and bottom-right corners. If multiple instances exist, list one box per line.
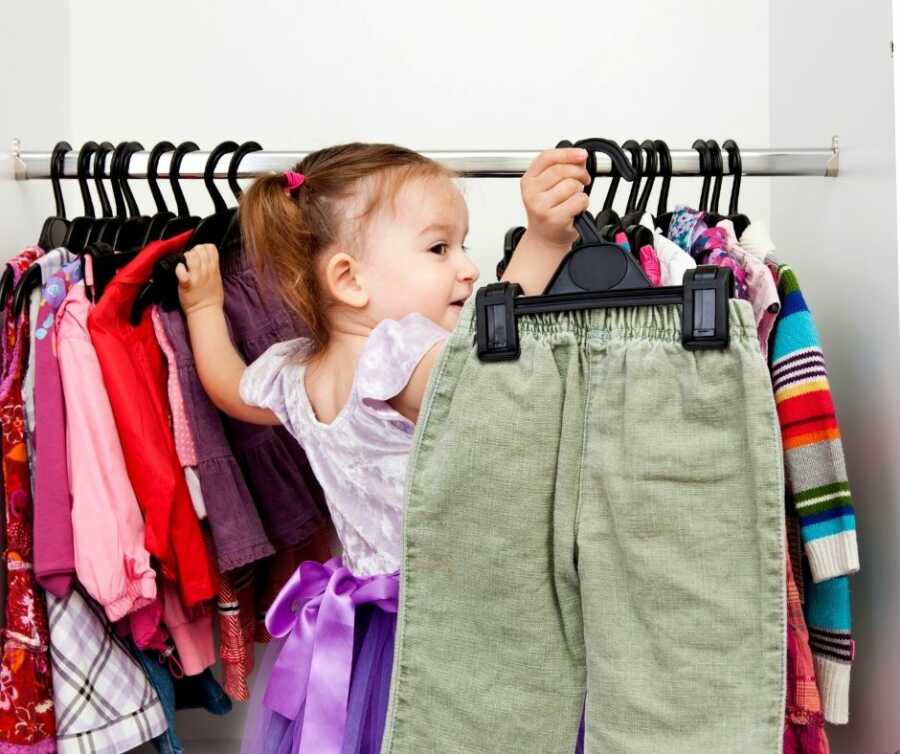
left=242, top=602, right=397, bottom=754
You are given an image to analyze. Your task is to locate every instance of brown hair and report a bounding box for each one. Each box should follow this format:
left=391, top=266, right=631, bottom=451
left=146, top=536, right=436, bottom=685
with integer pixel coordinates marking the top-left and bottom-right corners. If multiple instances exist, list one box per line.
left=240, top=143, right=452, bottom=358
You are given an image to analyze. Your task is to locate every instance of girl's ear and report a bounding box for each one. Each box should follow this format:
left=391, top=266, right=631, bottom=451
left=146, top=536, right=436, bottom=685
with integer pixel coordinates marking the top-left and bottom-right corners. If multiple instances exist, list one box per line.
left=323, top=251, right=369, bottom=309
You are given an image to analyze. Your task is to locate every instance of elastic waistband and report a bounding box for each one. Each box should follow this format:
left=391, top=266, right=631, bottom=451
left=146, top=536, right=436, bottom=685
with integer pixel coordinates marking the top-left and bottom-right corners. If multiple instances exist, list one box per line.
left=461, top=294, right=757, bottom=344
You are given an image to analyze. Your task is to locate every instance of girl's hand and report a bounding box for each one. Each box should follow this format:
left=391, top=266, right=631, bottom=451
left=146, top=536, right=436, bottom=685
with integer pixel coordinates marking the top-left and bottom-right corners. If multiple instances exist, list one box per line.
left=520, top=148, right=591, bottom=249
left=176, top=244, right=225, bottom=315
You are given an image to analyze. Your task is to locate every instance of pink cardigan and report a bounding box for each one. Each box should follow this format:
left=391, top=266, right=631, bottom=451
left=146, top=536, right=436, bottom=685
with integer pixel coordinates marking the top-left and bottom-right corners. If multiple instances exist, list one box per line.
left=56, top=282, right=157, bottom=621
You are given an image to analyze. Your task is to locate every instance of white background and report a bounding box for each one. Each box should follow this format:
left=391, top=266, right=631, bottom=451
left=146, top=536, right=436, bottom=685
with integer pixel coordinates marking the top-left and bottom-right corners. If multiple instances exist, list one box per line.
left=0, top=1, right=896, bottom=752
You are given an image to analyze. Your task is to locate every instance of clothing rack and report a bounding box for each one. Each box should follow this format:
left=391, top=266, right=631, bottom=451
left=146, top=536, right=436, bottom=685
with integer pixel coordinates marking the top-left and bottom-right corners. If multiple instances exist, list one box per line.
left=7, top=138, right=841, bottom=179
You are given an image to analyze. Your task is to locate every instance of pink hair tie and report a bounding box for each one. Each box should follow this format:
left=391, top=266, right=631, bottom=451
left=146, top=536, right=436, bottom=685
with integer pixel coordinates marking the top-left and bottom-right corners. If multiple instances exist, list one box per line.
left=282, top=170, right=305, bottom=195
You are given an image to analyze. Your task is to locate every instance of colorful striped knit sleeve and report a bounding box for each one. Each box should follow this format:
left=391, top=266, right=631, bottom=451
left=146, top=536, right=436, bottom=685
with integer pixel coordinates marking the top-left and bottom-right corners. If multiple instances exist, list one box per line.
left=770, top=265, right=860, bottom=583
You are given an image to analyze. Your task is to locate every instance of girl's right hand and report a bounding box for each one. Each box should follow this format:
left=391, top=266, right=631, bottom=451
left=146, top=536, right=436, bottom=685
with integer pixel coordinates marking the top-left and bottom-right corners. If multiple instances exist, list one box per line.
left=176, top=244, right=225, bottom=315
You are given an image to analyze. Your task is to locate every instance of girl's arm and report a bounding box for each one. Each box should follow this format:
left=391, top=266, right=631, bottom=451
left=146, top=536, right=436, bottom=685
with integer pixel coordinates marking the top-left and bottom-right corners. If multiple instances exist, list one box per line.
left=176, top=244, right=281, bottom=426
left=391, top=147, right=590, bottom=422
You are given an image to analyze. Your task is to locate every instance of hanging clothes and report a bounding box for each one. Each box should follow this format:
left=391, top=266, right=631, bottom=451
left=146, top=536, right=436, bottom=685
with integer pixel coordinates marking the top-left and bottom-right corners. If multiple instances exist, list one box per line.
left=56, top=281, right=158, bottom=623
left=155, top=306, right=273, bottom=573
left=769, top=259, right=859, bottom=724
left=33, top=259, right=81, bottom=598
left=87, top=232, right=218, bottom=608
left=47, top=587, right=167, bottom=754
left=0, top=247, right=56, bottom=754
left=219, top=240, right=327, bottom=550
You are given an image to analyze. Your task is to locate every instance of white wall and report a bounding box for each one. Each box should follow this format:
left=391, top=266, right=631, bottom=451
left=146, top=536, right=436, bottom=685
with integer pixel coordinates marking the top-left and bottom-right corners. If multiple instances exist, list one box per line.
left=4, top=1, right=778, bottom=751
left=61, top=0, right=772, bottom=280
left=770, top=2, right=899, bottom=753
left=0, top=0, right=71, bottom=253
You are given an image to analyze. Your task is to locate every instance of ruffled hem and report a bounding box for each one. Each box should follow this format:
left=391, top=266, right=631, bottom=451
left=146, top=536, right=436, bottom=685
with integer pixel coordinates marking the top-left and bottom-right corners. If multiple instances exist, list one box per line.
left=104, top=572, right=158, bottom=623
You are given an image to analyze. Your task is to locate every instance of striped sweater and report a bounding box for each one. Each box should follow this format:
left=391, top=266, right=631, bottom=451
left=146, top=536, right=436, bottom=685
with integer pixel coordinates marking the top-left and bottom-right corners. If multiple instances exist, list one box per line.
left=770, top=263, right=860, bottom=725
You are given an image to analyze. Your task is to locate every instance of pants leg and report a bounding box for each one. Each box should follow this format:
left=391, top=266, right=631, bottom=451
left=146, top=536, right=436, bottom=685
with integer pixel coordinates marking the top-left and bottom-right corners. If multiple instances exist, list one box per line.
left=382, top=303, right=587, bottom=754
left=577, top=301, right=786, bottom=754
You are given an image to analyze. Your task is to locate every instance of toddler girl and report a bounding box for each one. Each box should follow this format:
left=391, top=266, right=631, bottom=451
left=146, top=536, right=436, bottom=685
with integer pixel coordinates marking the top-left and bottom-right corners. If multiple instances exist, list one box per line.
left=176, top=142, right=591, bottom=754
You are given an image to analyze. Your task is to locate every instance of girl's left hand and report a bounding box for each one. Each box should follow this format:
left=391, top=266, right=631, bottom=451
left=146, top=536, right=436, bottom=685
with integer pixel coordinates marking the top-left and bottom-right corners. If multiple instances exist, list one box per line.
left=520, top=148, right=591, bottom=249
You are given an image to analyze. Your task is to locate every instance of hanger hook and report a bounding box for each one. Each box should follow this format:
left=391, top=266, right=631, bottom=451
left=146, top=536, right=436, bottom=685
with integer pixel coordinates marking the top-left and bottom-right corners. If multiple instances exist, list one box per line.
left=75, top=141, right=98, bottom=219
left=147, top=142, right=176, bottom=214
left=50, top=141, right=72, bottom=220
left=170, top=142, right=200, bottom=219
left=722, top=139, right=743, bottom=215
left=228, top=141, right=263, bottom=199
left=705, top=139, right=724, bottom=213
left=204, top=141, right=240, bottom=214
left=692, top=139, right=711, bottom=212
left=622, top=140, right=643, bottom=214
left=118, top=142, right=144, bottom=218
left=653, top=140, right=672, bottom=216
left=636, top=140, right=658, bottom=214
left=93, top=142, right=114, bottom=218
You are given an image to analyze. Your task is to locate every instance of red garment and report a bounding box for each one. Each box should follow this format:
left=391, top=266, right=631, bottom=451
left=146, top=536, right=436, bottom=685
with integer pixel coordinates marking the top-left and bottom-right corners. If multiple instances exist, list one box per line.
left=0, top=249, right=56, bottom=753
left=88, top=233, right=218, bottom=607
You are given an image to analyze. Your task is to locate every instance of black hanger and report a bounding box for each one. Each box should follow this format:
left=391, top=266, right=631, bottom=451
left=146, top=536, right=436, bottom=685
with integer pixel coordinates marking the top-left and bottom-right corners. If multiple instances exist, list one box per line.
left=544, top=209, right=650, bottom=295
left=38, top=141, right=72, bottom=250
left=0, top=143, right=70, bottom=313
left=497, top=139, right=634, bottom=285
left=621, top=140, right=643, bottom=217
left=113, top=142, right=153, bottom=250
left=88, top=142, right=115, bottom=243
left=590, top=138, right=630, bottom=231
left=703, top=139, right=727, bottom=226
left=98, top=141, right=131, bottom=244
left=621, top=140, right=658, bottom=233
left=186, top=141, right=240, bottom=248
left=654, top=140, right=674, bottom=234
left=160, top=142, right=201, bottom=238
left=692, top=139, right=712, bottom=212
left=542, top=140, right=643, bottom=295
left=141, top=142, right=177, bottom=245
left=722, top=140, right=751, bottom=238
left=220, top=140, right=264, bottom=249
left=59, top=141, right=99, bottom=255
left=12, top=142, right=98, bottom=315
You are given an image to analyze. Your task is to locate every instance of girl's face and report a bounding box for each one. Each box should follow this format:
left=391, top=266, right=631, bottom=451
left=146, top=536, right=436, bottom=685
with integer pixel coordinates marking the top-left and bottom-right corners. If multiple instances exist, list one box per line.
left=358, top=173, right=480, bottom=332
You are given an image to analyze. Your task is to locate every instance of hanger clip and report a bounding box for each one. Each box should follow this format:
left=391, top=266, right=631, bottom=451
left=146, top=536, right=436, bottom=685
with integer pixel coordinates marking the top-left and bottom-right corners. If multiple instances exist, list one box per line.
left=476, top=282, right=521, bottom=362
left=681, top=266, right=733, bottom=351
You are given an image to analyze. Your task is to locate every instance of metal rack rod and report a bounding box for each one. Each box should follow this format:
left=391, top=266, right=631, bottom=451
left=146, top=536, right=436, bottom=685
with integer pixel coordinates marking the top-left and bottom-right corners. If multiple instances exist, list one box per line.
left=7, top=140, right=840, bottom=180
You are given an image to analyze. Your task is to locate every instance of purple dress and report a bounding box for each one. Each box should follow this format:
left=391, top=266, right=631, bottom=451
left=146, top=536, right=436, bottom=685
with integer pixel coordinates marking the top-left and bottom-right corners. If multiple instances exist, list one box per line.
left=238, top=314, right=448, bottom=754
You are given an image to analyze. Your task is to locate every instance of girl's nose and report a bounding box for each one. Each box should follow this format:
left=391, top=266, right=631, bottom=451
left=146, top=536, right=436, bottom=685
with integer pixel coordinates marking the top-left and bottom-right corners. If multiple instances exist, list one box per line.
left=459, top=255, right=480, bottom=283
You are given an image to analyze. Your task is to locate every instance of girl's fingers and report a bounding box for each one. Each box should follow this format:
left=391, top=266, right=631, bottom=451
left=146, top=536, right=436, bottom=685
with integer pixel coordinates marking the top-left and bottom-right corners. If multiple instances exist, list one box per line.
left=531, top=163, right=591, bottom=193
left=540, top=178, right=588, bottom=210
left=524, top=148, right=588, bottom=179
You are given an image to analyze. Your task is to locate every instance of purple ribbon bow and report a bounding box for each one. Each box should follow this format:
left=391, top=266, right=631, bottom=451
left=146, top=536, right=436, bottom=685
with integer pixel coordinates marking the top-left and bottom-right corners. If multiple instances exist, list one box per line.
left=264, top=557, right=399, bottom=754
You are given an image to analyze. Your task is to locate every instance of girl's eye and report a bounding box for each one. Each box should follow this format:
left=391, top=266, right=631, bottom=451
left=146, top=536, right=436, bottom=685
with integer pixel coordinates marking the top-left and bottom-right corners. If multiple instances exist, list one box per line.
left=429, top=243, right=449, bottom=256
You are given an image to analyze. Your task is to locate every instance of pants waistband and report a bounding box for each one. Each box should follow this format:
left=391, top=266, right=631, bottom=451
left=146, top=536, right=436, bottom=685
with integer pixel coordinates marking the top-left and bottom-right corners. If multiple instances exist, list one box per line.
left=461, top=294, right=757, bottom=344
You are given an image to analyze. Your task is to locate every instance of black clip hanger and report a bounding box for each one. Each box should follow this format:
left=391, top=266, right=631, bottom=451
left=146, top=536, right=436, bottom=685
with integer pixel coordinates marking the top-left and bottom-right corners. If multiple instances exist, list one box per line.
left=585, top=137, right=633, bottom=230
left=544, top=208, right=650, bottom=295
left=476, top=265, right=734, bottom=362
left=160, top=142, right=202, bottom=239
left=186, top=140, right=240, bottom=248
left=142, top=141, right=177, bottom=245
left=692, top=138, right=712, bottom=212
left=59, top=141, right=99, bottom=255
left=722, top=140, right=751, bottom=238
left=88, top=142, right=115, bottom=243
left=113, top=142, right=153, bottom=250
left=654, top=140, right=674, bottom=234
left=622, top=139, right=643, bottom=217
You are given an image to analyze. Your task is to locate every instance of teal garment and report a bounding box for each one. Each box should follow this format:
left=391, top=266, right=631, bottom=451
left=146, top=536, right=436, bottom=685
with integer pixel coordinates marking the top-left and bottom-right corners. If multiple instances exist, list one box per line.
left=383, top=296, right=786, bottom=754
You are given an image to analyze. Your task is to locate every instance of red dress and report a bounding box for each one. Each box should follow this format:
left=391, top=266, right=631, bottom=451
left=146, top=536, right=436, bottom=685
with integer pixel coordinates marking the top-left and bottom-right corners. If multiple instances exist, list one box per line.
left=88, top=233, right=218, bottom=607
left=0, top=248, right=55, bottom=753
